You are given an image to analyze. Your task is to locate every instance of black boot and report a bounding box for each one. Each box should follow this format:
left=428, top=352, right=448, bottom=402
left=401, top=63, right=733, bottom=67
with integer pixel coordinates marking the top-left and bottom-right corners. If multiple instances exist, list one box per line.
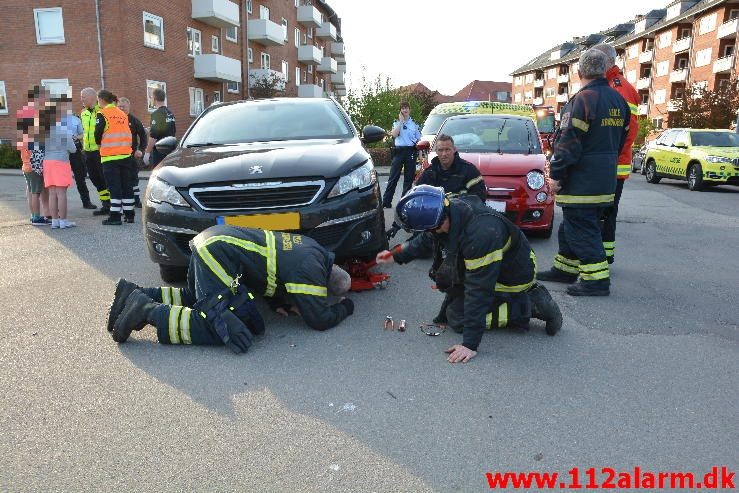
left=134, top=198, right=142, bottom=209
left=102, top=212, right=123, bottom=226
left=567, top=281, right=609, bottom=297
left=82, top=202, right=98, bottom=210
left=112, top=290, right=159, bottom=343
left=123, top=212, right=135, bottom=223
left=107, top=278, right=142, bottom=333
left=529, top=283, right=563, bottom=336
left=93, top=200, right=110, bottom=216
left=536, top=268, right=578, bottom=284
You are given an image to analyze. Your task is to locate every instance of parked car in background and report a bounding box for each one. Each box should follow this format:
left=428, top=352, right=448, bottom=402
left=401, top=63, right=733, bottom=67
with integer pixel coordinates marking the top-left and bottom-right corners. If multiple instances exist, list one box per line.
left=417, top=114, right=555, bottom=237
left=631, top=143, right=649, bottom=173
left=144, top=98, right=388, bottom=282
left=643, top=128, right=739, bottom=191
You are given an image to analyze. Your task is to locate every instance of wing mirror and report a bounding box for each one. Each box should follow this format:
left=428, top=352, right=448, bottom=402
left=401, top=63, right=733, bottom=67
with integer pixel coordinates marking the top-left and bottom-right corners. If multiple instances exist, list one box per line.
left=416, top=140, right=430, bottom=151
left=361, top=125, right=387, bottom=145
left=154, top=136, right=178, bottom=156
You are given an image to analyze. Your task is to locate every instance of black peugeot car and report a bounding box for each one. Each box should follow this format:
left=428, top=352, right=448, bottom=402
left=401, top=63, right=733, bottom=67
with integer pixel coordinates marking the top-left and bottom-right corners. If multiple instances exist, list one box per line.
left=143, top=98, right=388, bottom=282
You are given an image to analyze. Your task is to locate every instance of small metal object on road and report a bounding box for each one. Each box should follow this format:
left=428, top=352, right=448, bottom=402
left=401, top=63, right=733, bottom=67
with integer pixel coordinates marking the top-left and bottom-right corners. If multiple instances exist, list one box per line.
left=419, top=322, right=445, bottom=336
left=398, top=320, right=406, bottom=332
left=384, top=315, right=394, bottom=331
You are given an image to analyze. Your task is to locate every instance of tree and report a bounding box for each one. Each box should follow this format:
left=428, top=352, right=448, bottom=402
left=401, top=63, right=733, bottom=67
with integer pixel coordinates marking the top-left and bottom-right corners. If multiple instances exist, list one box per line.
left=668, top=79, right=739, bottom=129
left=248, top=72, right=286, bottom=99
left=634, top=117, right=656, bottom=146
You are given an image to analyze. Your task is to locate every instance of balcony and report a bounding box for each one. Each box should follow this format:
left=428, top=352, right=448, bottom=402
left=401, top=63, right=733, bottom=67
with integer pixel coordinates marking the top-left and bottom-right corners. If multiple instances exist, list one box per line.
left=193, top=53, right=241, bottom=83
left=556, top=93, right=568, bottom=103
left=533, top=79, right=544, bottom=88
left=636, top=77, right=651, bottom=90
left=672, top=36, right=691, bottom=53
left=331, top=71, right=345, bottom=86
left=557, top=73, right=569, bottom=83
left=669, top=68, right=688, bottom=83
left=667, top=100, right=680, bottom=112
left=713, top=54, right=735, bottom=73
left=298, top=84, right=323, bottom=98
left=331, top=42, right=345, bottom=60
left=638, top=103, right=648, bottom=115
left=718, top=17, right=738, bottom=39
left=533, top=97, right=543, bottom=105
left=297, top=44, right=322, bottom=65
left=336, top=87, right=347, bottom=97
left=248, top=69, right=285, bottom=91
left=297, top=5, right=322, bottom=28
left=247, top=19, right=285, bottom=46
left=317, top=56, right=337, bottom=73
left=191, top=0, right=239, bottom=28
left=316, top=21, right=337, bottom=41
left=638, top=50, right=653, bottom=64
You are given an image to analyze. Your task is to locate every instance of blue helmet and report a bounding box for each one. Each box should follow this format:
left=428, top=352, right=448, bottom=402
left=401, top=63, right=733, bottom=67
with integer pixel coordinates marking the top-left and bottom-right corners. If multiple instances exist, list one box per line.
left=395, top=185, right=447, bottom=231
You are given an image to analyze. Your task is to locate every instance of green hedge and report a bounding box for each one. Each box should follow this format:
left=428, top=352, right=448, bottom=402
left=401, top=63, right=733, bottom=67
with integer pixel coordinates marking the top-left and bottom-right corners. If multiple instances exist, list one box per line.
left=0, top=143, right=21, bottom=169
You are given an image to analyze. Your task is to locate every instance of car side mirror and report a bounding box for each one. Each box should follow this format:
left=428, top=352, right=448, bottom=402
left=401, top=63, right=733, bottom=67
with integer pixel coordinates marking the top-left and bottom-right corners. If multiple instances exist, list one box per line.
left=361, top=125, right=386, bottom=145
left=673, top=141, right=688, bottom=149
left=416, top=140, right=430, bottom=151
left=154, top=136, right=178, bottom=156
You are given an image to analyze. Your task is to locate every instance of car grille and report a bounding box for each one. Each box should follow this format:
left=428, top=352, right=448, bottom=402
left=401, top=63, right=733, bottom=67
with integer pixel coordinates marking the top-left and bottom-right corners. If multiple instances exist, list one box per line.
left=189, top=180, right=324, bottom=211
left=174, top=233, right=196, bottom=252
left=305, top=224, right=347, bottom=247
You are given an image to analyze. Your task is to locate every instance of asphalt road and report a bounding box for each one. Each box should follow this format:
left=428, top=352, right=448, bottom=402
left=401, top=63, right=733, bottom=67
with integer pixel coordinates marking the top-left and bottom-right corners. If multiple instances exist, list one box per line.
left=0, top=171, right=737, bottom=492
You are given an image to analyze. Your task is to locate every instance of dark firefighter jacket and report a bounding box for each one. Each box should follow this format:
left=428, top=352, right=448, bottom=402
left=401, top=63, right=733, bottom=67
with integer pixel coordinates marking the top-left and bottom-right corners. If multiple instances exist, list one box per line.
left=191, top=225, right=351, bottom=331
left=393, top=195, right=535, bottom=351
left=549, top=77, right=629, bottom=207
left=415, top=153, right=486, bottom=200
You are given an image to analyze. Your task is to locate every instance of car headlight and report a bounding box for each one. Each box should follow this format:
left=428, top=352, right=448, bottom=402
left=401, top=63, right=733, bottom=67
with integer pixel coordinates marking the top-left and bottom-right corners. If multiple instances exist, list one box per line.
left=146, top=175, right=190, bottom=207
left=526, top=170, right=545, bottom=190
left=705, top=155, right=732, bottom=164
left=327, top=161, right=376, bottom=198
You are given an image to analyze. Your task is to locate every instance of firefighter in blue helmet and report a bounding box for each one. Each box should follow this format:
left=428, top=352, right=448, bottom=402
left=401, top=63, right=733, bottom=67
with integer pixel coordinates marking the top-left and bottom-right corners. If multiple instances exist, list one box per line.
left=537, top=48, right=630, bottom=296
left=107, top=225, right=354, bottom=354
left=376, top=185, right=562, bottom=364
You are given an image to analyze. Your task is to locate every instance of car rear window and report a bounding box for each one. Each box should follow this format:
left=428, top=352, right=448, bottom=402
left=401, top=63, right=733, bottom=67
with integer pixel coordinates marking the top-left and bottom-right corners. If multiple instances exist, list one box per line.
left=690, top=132, right=739, bottom=147
left=183, top=100, right=353, bottom=145
left=437, top=117, right=542, bottom=154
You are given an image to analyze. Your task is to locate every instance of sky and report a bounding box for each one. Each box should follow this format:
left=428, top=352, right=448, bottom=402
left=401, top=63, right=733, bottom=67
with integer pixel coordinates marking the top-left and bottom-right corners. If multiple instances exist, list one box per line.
left=328, top=0, right=673, bottom=95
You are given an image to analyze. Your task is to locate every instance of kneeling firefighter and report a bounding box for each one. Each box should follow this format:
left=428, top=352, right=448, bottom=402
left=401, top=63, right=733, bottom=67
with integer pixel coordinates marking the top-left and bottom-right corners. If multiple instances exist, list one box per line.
left=376, top=185, right=562, bottom=363
left=108, top=225, right=355, bottom=353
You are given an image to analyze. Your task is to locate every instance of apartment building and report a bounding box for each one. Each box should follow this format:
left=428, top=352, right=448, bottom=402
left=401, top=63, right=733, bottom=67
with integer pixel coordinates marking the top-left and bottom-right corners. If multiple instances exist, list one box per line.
left=0, top=0, right=347, bottom=142
left=511, top=0, right=739, bottom=129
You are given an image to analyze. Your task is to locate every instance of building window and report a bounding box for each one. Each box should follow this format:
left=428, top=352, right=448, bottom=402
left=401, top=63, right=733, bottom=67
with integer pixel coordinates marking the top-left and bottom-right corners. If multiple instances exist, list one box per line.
left=143, top=12, right=164, bottom=50
left=654, top=89, right=666, bottom=104
left=211, top=35, right=219, bottom=53
left=0, top=81, right=8, bottom=115
left=544, top=87, right=555, bottom=98
left=676, top=58, right=688, bottom=69
left=303, top=70, right=307, bottom=83
left=246, top=0, right=252, bottom=14
left=308, top=64, right=313, bottom=74
left=146, top=80, right=167, bottom=112
left=514, top=92, right=522, bottom=102
left=189, top=87, right=204, bottom=116
left=723, top=44, right=735, bottom=57
left=187, top=27, right=202, bottom=57
left=627, top=44, right=638, bottom=59
left=295, top=67, right=301, bottom=86
left=226, top=25, right=237, bottom=42
left=658, top=31, right=672, bottom=49
left=695, top=47, right=712, bottom=67
left=282, top=18, right=288, bottom=41
left=295, top=0, right=299, bottom=7
left=248, top=47, right=253, bottom=63
left=699, top=13, right=717, bottom=35
left=34, top=8, right=65, bottom=45
left=679, top=27, right=691, bottom=39
left=729, top=9, right=739, bottom=21
left=673, top=87, right=685, bottom=99
left=294, top=28, right=301, bottom=47
left=514, top=76, right=522, bottom=86
left=652, top=117, right=663, bottom=129
left=547, top=68, right=557, bottom=79
left=656, top=61, right=669, bottom=77
left=307, top=27, right=313, bottom=39
left=40, top=78, right=71, bottom=97
left=496, top=91, right=508, bottom=101
left=260, top=5, right=270, bottom=20
left=319, top=78, right=324, bottom=90
left=227, top=81, right=239, bottom=94
left=261, top=52, right=270, bottom=70
left=282, top=60, right=289, bottom=82
left=214, top=90, right=221, bottom=103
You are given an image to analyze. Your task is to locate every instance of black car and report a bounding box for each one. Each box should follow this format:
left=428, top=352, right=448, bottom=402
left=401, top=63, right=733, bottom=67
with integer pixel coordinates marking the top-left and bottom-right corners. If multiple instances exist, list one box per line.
left=144, top=98, right=388, bottom=282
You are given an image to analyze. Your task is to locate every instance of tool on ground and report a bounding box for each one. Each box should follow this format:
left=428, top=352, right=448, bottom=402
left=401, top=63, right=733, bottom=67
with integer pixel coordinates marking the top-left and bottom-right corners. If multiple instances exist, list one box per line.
left=398, top=320, right=406, bottom=332
left=419, top=322, right=445, bottom=336
left=343, top=245, right=401, bottom=292
left=384, top=315, right=394, bottom=331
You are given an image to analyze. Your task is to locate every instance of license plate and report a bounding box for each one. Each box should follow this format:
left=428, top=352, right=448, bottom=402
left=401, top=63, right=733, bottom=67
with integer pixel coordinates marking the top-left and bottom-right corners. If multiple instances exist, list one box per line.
left=486, top=200, right=506, bottom=212
left=217, top=212, right=301, bottom=230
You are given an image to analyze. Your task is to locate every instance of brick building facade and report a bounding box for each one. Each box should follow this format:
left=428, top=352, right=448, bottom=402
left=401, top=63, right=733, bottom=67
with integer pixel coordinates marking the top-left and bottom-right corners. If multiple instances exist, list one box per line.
left=511, top=0, right=739, bottom=129
left=0, top=0, right=347, bottom=142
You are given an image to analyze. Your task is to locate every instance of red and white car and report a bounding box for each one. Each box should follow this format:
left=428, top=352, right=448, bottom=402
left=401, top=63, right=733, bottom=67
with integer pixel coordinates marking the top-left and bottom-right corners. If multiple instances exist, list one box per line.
left=417, top=114, right=554, bottom=237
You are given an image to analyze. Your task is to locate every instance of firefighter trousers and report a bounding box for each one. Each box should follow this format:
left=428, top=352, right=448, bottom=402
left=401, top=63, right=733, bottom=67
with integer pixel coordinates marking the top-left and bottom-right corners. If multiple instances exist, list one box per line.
left=445, top=290, right=532, bottom=332
left=554, top=206, right=610, bottom=287
left=600, top=179, right=625, bottom=261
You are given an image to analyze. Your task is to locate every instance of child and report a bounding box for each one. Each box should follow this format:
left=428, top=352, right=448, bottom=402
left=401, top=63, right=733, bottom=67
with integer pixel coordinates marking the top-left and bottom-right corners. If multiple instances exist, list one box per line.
left=40, top=99, right=77, bottom=229
left=16, top=108, right=49, bottom=225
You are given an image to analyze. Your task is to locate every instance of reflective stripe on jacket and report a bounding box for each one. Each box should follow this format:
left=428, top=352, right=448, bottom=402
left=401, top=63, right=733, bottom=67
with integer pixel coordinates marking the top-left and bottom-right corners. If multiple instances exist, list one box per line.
left=80, top=104, right=100, bottom=151
left=98, top=105, right=132, bottom=162
left=606, top=66, right=640, bottom=180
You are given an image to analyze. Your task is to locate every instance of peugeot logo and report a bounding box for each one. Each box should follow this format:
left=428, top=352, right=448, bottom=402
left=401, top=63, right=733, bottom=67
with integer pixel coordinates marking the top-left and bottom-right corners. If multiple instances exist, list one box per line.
left=249, top=165, right=263, bottom=174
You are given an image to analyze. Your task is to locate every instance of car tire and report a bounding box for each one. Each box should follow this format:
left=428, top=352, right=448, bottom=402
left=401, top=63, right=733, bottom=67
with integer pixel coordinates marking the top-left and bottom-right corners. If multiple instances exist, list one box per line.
left=645, top=160, right=661, bottom=184
left=687, top=163, right=704, bottom=191
left=159, top=264, right=188, bottom=283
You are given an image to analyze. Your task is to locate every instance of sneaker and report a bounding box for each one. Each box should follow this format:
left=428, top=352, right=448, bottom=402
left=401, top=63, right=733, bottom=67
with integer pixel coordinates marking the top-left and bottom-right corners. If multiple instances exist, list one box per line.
left=59, top=219, right=77, bottom=228
left=82, top=203, right=98, bottom=210
left=536, top=268, right=578, bottom=284
left=31, top=217, right=49, bottom=226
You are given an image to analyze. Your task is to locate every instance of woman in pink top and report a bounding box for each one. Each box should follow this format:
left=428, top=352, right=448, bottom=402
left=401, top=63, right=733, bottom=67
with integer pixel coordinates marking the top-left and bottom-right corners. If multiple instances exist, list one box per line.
left=40, top=99, right=77, bottom=229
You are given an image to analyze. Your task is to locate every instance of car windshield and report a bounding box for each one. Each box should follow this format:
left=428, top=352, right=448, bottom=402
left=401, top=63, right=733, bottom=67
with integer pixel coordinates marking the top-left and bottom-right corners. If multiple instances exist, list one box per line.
left=438, top=117, right=542, bottom=154
left=536, top=114, right=556, bottom=133
left=183, top=100, right=353, bottom=145
left=421, top=113, right=462, bottom=135
left=690, top=131, right=739, bottom=147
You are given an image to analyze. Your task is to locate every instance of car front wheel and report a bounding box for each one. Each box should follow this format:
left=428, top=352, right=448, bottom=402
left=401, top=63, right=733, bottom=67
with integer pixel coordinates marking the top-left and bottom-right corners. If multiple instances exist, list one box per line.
left=645, top=160, right=661, bottom=184
left=687, top=163, right=704, bottom=191
left=159, top=264, right=188, bottom=283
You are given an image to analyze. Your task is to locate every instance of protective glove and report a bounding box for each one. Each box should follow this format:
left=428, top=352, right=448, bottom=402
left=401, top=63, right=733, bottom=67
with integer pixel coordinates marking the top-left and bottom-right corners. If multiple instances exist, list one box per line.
left=217, top=310, right=254, bottom=354
left=339, top=298, right=354, bottom=316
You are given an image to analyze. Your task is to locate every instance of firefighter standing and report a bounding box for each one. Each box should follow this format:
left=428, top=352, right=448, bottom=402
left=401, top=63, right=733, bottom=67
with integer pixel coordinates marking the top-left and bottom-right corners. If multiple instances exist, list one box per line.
left=537, top=49, right=630, bottom=296
left=108, top=226, right=355, bottom=353
left=376, top=186, right=562, bottom=364
left=94, top=90, right=135, bottom=225
left=80, top=87, right=110, bottom=215
left=592, top=43, right=640, bottom=264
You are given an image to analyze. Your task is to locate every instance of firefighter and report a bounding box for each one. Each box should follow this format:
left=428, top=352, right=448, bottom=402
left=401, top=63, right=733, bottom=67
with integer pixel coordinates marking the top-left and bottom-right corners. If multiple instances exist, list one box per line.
left=536, top=49, right=630, bottom=296
left=376, top=185, right=562, bottom=364
left=108, top=226, right=355, bottom=353
left=94, top=90, right=135, bottom=225
left=592, top=43, right=640, bottom=264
